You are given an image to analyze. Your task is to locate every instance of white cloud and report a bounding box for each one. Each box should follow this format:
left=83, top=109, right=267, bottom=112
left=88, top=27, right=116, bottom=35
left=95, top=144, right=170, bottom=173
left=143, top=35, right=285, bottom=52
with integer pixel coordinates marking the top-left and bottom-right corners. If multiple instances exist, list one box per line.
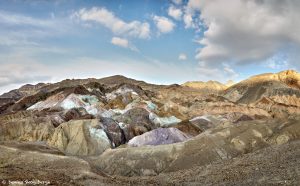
left=0, top=11, right=72, bottom=49
left=223, top=65, right=239, bottom=79
left=168, top=5, right=182, bottom=20
left=181, top=0, right=201, bottom=29
left=111, top=37, right=129, bottom=48
left=196, top=67, right=223, bottom=80
left=172, top=0, right=182, bottom=5
left=0, top=10, right=70, bottom=33
left=183, top=13, right=194, bottom=28
left=186, top=0, right=300, bottom=69
left=178, top=53, right=187, bottom=60
left=152, top=15, right=175, bottom=34
left=0, top=62, right=51, bottom=89
left=196, top=62, right=239, bottom=82
left=186, top=0, right=202, bottom=13
left=0, top=11, right=55, bottom=28
left=73, top=7, right=150, bottom=39
left=111, top=37, right=138, bottom=51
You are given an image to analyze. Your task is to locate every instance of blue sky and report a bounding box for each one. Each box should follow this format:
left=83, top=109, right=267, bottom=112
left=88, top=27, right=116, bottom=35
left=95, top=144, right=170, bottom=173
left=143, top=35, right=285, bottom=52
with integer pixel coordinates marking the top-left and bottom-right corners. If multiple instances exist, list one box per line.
left=0, top=0, right=299, bottom=93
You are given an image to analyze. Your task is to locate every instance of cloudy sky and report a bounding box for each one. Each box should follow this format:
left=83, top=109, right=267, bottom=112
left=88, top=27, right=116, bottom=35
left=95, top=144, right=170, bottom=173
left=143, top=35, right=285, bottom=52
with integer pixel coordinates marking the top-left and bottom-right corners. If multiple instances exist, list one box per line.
left=1, top=0, right=300, bottom=93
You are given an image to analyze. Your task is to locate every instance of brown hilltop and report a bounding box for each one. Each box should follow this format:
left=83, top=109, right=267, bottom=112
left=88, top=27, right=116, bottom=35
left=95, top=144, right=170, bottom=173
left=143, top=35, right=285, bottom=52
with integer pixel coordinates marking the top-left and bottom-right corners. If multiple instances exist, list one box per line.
left=223, top=70, right=300, bottom=103
left=182, top=80, right=227, bottom=92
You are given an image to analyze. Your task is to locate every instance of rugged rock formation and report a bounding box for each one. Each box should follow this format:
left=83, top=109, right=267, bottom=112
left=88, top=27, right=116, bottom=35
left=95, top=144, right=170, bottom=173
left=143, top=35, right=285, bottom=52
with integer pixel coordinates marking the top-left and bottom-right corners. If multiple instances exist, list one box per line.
left=0, top=143, right=107, bottom=186
left=222, top=70, right=300, bottom=118
left=224, top=70, right=300, bottom=103
left=1, top=85, right=92, bottom=114
left=0, top=111, right=55, bottom=142
left=48, top=119, right=111, bottom=156
left=94, top=118, right=300, bottom=176
left=99, top=117, right=125, bottom=147
left=0, top=71, right=299, bottom=185
left=0, top=83, right=47, bottom=105
left=114, top=108, right=157, bottom=141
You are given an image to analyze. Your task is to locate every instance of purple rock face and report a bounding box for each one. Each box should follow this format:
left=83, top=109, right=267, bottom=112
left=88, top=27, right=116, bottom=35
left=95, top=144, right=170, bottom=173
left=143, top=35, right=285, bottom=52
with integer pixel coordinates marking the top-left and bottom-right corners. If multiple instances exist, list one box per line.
left=128, top=128, right=191, bottom=147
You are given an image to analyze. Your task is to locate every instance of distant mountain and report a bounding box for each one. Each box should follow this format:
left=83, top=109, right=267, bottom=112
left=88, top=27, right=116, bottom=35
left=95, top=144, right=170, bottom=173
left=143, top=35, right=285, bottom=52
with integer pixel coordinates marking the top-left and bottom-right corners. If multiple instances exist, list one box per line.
left=0, top=75, right=163, bottom=108
left=224, top=70, right=300, bottom=104
left=182, top=80, right=227, bottom=93
left=0, top=83, right=47, bottom=107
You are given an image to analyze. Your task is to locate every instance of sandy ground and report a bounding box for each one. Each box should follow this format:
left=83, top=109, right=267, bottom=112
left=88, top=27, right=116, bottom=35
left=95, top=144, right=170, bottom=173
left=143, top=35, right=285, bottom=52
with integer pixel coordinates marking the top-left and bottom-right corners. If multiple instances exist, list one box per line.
left=0, top=140, right=299, bottom=185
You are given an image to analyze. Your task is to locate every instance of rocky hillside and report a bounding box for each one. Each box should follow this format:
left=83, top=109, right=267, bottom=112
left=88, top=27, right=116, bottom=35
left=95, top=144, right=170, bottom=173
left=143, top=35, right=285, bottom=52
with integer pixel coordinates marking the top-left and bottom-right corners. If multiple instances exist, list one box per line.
left=0, top=70, right=299, bottom=185
left=224, top=70, right=300, bottom=103
left=182, top=80, right=227, bottom=93
left=223, top=70, right=300, bottom=118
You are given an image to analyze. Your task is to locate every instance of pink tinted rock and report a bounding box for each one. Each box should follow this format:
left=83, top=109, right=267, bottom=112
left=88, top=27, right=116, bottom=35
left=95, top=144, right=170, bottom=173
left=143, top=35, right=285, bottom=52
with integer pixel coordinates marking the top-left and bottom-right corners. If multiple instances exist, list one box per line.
left=128, top=128, right=191, bottom=147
